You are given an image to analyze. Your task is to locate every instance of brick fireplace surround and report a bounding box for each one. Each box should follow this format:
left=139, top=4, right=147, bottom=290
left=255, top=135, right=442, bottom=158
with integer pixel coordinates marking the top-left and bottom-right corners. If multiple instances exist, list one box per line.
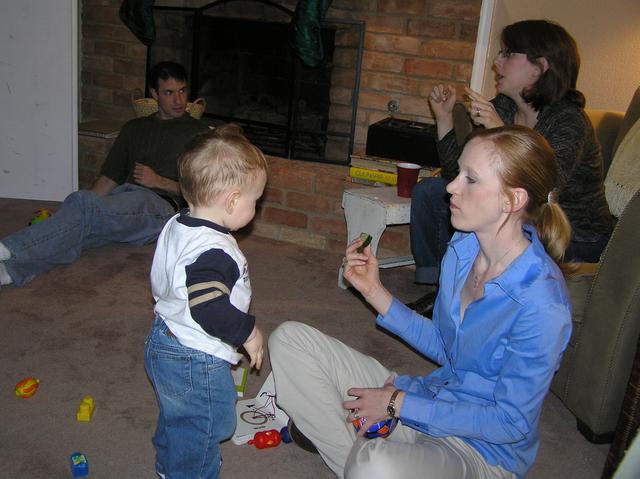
left=80, top=0, right=481, bottom=257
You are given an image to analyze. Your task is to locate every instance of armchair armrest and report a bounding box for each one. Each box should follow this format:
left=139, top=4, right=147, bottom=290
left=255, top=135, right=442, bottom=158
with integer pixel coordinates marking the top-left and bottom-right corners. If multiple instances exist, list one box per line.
left=562, top=191, right=640, bottom=437
left=569, top=262, right=600, bottom=277
left=585, top=109, right=624, bottom=176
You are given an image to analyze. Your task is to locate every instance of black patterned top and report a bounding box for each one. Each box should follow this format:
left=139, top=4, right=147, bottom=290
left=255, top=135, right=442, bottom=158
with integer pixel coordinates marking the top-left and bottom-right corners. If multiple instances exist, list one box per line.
left=437, top=94, right=613, bottom=239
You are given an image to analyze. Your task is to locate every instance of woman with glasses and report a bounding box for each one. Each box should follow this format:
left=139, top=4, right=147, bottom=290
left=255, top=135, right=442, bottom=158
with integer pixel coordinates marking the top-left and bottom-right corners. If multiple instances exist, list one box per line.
left=408, top=20, right=612, bottom=315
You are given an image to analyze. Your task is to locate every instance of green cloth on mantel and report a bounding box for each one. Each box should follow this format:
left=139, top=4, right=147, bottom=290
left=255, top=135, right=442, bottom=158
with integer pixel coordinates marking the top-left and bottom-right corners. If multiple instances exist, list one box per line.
left=118, top=0, right=334, bottom=66
left=119, top=0, right=156, bottom=46
left=290, top=0, right=333, bottom=67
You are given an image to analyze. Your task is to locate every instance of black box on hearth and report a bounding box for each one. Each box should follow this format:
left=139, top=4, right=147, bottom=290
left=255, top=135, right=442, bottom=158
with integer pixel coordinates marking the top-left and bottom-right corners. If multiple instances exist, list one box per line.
left=365, top=117, right=440, bottom=167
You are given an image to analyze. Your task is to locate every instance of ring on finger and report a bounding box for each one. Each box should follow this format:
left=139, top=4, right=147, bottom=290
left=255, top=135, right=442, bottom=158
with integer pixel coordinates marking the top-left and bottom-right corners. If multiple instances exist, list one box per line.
left=353, top=409, right=360, bottom=419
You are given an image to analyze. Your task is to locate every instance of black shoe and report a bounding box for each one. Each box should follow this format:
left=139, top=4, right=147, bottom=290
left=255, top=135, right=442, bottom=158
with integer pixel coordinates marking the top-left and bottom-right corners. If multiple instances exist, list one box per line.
left=406, top=289, right=437, bottom=317
left=287, top=419, right=319, bottom=454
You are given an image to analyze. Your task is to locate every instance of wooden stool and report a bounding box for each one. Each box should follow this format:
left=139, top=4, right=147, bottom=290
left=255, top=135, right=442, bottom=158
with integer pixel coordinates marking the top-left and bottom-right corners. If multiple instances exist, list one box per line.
left=338, top=186, right=414, bottom=288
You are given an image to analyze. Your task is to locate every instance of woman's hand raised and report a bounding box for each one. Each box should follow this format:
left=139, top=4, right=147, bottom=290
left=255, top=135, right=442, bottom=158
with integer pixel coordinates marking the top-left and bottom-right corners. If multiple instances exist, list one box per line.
left=429, top=84, right=457, bottom=139
left=343, top=237, right=393, bottom=316
left=343, top=236, right=379, bottom=295
left=465, top=87, right=504, bottom=129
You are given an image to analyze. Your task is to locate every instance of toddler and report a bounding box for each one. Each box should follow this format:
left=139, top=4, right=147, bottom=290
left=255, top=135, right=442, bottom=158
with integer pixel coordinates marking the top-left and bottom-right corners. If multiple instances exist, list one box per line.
left=144, top=124, right=267, bottom=478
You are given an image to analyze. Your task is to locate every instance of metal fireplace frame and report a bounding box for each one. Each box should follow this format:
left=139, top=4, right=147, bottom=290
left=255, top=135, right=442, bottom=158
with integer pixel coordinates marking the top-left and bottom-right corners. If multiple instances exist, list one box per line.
left=148, top=0, right=364, bottom=165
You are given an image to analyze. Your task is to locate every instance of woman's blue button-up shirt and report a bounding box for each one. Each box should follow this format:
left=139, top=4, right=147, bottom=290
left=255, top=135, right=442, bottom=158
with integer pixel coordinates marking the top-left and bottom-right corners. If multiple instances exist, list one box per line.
left=377, top=225, right=572, bottom=478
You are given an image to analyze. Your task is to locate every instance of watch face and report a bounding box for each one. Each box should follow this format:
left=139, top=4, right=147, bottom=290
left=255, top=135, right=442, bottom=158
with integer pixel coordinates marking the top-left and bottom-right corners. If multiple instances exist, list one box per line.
left=387, top=390, right=400, bottom=418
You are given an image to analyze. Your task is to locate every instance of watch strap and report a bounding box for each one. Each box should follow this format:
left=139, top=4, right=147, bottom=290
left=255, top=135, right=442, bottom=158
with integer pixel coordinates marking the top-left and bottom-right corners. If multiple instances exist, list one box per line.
left=387, top=389, right=401, bottom=418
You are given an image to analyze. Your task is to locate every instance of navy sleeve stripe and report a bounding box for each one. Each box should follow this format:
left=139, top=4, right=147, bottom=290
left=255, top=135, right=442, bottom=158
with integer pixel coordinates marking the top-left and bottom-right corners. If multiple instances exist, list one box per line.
left=187, top=280, right=230, bottom=295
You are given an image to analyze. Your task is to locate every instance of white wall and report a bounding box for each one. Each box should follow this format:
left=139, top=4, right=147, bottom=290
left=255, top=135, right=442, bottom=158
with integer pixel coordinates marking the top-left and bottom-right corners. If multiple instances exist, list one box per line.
left=0, top=0, right=78, bottom=201
left=472, top=0, right=640, bottom=112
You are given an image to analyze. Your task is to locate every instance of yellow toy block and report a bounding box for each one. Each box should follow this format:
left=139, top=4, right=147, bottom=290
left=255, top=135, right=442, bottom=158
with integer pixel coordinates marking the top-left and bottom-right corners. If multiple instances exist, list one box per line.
left=76, top=395, right=95, bottom=422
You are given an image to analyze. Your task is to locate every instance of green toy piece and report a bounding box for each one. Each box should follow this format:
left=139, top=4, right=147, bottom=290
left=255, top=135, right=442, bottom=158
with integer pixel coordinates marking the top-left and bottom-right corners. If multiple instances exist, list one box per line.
left=357, top=232, right=372, bottom=253
left=29, top=209, right=52, bottom=226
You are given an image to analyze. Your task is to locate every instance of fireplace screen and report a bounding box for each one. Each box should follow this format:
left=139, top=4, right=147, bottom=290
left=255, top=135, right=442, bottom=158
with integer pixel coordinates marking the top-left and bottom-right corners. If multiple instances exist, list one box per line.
left=148, top=1, right=363, bottom=164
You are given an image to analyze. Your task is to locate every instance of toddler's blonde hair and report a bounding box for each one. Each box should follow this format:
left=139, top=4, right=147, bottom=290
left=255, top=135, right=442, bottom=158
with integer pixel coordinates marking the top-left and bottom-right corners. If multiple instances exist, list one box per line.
left=179, top=124, right=268, bottom=207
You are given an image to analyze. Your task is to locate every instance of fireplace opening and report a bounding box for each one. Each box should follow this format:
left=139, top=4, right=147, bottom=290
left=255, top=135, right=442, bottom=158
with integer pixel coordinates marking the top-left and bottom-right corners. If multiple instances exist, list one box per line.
left=197, top=16, right=335, bottom=159
left=148, top=2, right=363, bottom=164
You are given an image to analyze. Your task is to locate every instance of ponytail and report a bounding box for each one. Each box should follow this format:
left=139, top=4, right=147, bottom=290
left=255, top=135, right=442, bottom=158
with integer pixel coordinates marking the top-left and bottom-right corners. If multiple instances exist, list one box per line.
left=472, top=125, right=573, bottom=271
left=535, top=200, right=572, bottom=272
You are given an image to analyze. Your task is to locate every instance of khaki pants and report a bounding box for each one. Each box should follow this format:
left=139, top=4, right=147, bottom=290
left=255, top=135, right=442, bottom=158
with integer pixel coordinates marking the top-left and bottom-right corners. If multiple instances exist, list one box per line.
left=269, top=321, right=515, bottom=479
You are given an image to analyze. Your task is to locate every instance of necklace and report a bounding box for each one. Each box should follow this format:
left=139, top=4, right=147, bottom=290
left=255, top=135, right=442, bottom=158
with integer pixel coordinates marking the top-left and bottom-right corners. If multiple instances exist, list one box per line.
left=472, top=272, right=482, bottom=290
left=471, top=239, right=526, bottom=290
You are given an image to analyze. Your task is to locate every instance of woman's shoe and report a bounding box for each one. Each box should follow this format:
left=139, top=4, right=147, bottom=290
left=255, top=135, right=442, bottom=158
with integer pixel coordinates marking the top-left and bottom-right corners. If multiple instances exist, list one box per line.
left=287, top=419, right=319, bottom=454
left=406, top=289, right=438, bottom=317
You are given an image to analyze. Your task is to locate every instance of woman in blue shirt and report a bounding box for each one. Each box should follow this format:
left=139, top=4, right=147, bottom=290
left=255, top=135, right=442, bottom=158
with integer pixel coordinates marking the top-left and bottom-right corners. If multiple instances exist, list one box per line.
left=269, top=125, right=572, bottom=479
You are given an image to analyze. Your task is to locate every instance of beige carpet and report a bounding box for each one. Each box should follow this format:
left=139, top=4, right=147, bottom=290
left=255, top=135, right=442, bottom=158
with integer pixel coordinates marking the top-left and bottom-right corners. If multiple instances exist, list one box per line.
left=0, top=197, right=608, bottom=478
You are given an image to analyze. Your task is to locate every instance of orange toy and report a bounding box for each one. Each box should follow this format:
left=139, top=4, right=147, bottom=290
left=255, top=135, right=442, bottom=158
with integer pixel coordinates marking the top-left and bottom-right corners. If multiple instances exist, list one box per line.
left=248, top=429, right=282, bottom=449
left=15, top=377, right=40, bottom=398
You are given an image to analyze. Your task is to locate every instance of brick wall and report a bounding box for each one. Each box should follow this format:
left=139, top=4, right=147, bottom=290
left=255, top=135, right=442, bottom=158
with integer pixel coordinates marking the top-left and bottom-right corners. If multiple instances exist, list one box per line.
left=82, top=0, right=481, bottom=136
left=78, top=135, right=116, bottom=188
left=255, top=156, right=411, bottom=257
left=80, top=0, right=481, bottom=255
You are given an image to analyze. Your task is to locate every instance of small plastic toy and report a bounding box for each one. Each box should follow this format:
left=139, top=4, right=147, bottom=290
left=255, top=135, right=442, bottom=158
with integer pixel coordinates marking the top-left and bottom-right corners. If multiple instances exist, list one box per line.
left=353, top=416, right=398, bottom=439
left=279, top=425, right=292, bottom=444
left=76, top=395, right=95, bottom=422
left=70, top=452, right=89, bottom=477
left=248, top=429, right=283, bottom=449
left=356, top=232, right=372, bottom=253
left=29, top=209, right=52, bottom=226
left=15, top=377, right=40, bottom=398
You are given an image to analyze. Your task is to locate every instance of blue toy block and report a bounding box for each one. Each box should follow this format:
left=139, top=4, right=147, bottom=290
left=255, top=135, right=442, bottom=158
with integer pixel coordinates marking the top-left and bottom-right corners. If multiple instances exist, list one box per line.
left=70, top=452, right=89, bottom=477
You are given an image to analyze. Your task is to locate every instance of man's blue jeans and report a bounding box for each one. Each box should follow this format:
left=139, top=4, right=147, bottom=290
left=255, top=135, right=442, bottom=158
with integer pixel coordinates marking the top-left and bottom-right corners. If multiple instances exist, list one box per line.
left=144, top=317, right=237, bottom=479
left=410, top=177, right=452, bottom=285
left=2, top=183, right=174, bottom=286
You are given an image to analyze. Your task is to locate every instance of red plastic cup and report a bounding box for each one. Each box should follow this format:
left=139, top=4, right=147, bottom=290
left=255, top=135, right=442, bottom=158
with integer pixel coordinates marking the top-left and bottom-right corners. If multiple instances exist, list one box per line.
left=396, top=162, right=421, bottom=198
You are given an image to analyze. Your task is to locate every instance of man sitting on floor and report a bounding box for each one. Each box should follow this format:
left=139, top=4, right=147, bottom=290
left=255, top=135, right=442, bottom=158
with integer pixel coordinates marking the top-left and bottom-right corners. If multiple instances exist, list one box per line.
left=0, top=61, right=209, bottom=287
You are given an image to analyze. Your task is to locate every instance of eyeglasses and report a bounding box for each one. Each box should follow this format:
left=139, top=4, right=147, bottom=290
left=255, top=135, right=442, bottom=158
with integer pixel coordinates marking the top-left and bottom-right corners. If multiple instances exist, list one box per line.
left=497, top=48, right=523, bottom=59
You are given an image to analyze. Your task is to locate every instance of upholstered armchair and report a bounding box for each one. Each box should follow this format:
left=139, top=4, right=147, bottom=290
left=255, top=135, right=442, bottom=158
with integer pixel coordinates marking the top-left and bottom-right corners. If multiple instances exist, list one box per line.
left=551, top=86, right=640, bottom=443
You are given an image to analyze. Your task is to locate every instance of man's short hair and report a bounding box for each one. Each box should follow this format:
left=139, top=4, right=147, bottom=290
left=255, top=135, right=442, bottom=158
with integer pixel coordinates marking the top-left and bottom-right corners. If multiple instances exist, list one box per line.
left=179, top=124, right=268, bottom=207
left=149, top=61, right=188, bottom=91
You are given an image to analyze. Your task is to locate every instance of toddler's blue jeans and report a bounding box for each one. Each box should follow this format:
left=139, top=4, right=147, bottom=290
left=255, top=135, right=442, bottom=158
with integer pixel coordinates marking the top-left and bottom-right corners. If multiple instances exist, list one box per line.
left=144, top=317, right=237, bottom=479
